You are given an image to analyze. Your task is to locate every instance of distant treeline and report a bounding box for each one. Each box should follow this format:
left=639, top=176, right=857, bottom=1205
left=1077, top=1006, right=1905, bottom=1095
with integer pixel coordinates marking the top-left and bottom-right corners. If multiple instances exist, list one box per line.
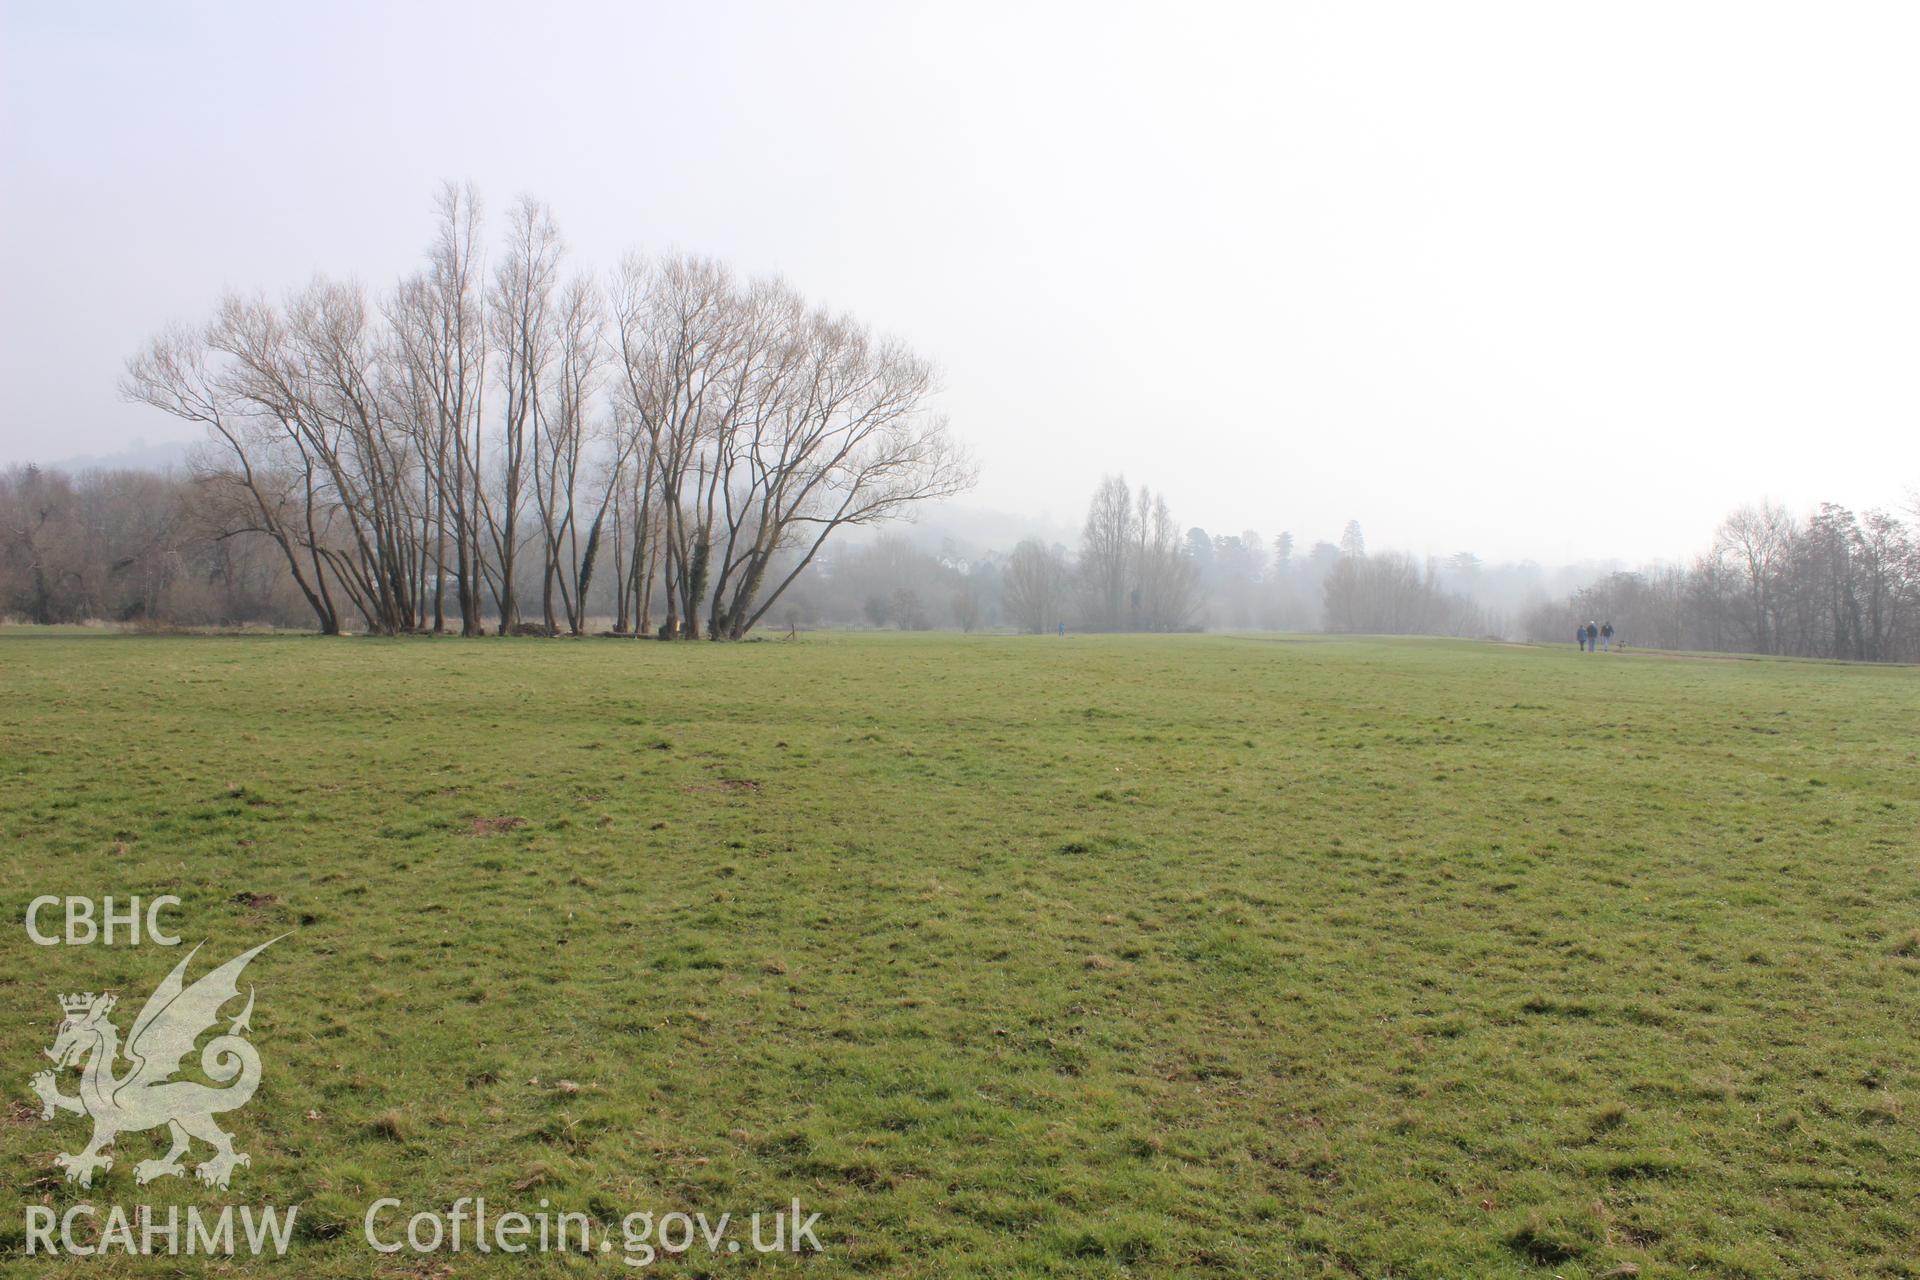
left=980, top=484, right=1492, bottom=638
left=4, top=461, right=1914, bottom=662
left=0, top=465, right=1465, bottom=635
left=1519, top=502, right=1920, bottom=662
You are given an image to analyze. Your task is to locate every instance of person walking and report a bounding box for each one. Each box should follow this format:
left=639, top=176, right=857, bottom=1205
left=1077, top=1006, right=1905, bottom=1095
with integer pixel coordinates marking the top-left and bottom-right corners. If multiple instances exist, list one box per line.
left=1586, top=621, right=1599, bottom=652
left=1601, top=621, right=1614, bottom=652
left=1575, top=623, right=1587, bottom=652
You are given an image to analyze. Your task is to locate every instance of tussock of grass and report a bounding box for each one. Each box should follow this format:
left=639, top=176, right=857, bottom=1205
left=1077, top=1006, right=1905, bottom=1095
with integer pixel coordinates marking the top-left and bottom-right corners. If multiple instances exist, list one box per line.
left=368, top=1109, right=409, bottom=1141
left=1507, top=1207, right=1593, bottom=1263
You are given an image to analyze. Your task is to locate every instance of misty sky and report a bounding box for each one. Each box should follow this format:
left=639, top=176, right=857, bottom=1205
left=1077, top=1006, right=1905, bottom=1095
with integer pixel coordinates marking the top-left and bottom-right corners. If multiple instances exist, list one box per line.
left=3, top=2, right=1916, bottom=565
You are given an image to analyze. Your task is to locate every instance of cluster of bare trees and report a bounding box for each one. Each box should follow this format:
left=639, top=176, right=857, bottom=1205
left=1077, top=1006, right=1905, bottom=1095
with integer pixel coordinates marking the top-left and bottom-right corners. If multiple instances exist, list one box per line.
left=995, top=476, right=1201, bottom=633
left=122, top=185, right=971, bottom=638
left=1321, top=551, right=1488, bottom=636
left=801, top=501, right=1496, bottom=639
left=1187, top=528, right=1341, bottom=631
left=1170, top=521, right=1493, bottom=635
left=1525, top=500, right=1920, bottom=661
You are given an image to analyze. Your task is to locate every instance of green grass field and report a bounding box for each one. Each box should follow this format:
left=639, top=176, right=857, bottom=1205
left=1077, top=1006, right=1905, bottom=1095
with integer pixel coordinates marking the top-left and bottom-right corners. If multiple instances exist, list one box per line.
left=1, top=632, right=1916, bottom=1277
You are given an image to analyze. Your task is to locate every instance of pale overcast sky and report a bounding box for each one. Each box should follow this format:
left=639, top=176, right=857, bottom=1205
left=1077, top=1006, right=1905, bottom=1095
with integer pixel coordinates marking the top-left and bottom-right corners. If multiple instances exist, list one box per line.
left=2, top=2, right=1915, bottom=564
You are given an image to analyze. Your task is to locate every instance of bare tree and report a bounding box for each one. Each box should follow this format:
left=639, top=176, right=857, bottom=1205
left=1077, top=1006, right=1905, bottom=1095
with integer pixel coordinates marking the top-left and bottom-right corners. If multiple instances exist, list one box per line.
left=387, top=182, right=487, bottom=634
left=1852, top=509, right=1914, bottom=661
left=0, top=466, right=87, bottom=624
left=218, top=282, right=426, bottom=635
left=1079, top=474, right=1136, bottom=631
left=704, top=310, right=972, bottom=640
left=951, top=582, right=981, bottom=632
left=1003, top=538, right=1068, bottom=633
left=531, top=275, right=617, bottom=634
left=1715, top=500, right=1794, bottom=653
left=124, top=316, right=353, bottom=632
left=484, top=195, right=563, bottom=632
